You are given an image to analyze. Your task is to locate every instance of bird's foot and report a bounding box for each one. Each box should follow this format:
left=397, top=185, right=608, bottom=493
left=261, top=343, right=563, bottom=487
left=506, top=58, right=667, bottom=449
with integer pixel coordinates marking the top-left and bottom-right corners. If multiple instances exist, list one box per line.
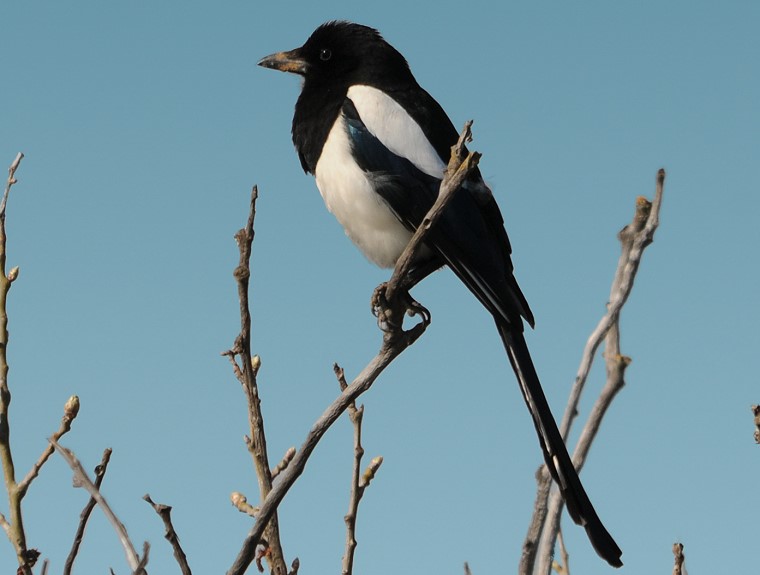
left=371, top=282, right=431, bottom=333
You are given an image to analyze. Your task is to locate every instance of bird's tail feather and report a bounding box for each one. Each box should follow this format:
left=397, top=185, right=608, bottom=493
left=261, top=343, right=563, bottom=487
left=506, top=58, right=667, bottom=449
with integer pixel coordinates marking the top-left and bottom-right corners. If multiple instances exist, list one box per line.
left=497, top=323, right=623, bottom=568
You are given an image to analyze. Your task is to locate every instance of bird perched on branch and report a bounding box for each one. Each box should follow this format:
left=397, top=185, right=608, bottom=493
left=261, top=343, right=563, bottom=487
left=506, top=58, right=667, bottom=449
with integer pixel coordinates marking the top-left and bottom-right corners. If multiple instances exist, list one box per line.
left=259, top=20, right=622, bottom=567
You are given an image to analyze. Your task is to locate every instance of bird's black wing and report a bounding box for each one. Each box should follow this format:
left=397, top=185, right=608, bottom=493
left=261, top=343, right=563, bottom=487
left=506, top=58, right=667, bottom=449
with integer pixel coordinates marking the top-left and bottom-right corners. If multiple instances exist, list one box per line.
left=343, top=97, right=532, bottom=326
left=343, top=95, right=623, bottom=567
left=380, top=86, right=535, bottom=324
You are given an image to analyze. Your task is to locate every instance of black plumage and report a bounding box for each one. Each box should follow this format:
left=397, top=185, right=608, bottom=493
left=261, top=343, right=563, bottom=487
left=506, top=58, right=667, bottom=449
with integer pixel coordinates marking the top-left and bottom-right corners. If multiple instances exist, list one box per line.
left=259, top=21, right=622, bottom=567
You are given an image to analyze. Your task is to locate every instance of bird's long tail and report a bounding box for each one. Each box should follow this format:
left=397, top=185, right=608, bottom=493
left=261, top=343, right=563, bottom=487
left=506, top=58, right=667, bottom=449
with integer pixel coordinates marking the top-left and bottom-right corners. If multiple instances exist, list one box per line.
left=497, top=323, right=623, bottom=568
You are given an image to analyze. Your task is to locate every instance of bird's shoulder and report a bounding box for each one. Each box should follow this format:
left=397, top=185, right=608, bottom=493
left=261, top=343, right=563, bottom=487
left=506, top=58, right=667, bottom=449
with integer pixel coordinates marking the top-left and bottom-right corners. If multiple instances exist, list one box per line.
left=376, top=83, right=460, bottom=165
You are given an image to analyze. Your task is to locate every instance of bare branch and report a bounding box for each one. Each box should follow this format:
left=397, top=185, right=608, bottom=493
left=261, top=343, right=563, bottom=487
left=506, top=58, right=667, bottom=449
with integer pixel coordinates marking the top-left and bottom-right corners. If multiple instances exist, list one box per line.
left=143, top=495, right=192, bottom=575
left=520, top=470, right=552, bottom=573
left=64, top=448, right=113, bottom=575
left=0, top=152, right=31, bottom=574
left=51, top=439, right=147, bottom=575
left=337, top=364, right=383, bottom=575
left=222, top=185, right=287, bottom=575
left=464, top=562, right=473, bottom=575
left=672, top=542, right=685, bottom=575
left=133, top=542, right=150, bottom=575
left=552, top=527, right=570, bottom=575
left=536, top=327, right=630, bottom=574
left=228, top=338, right=418, bottom=575
left=523, top=170, right=665, bottom=574
left=560, top=169, right=664, bottom=442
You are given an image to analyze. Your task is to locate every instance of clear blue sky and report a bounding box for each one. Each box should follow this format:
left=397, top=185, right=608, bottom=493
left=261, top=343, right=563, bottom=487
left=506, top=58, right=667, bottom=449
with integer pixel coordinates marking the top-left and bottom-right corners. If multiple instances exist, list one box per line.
left=2, top=1, right=759, bottom=574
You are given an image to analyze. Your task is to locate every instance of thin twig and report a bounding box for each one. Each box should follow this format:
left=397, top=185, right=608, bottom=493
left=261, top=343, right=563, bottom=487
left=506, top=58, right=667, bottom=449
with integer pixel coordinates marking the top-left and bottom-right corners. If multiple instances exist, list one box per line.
left=337, top=364, right=383, bottom=575
left=0, top=512, right=10, bottom=536
left=18, top=395, right=80, bottom=497
left=143, top=495, right=192, bottom=575
left=64, top=447, right=113, bottom=575
left=552, top=527, right=570, bottom=575
left=51, top=439, right=148, bottom=575
left=231, top=492, right=259, bottom=517
left=336, top=363, right=361, bottom=575
left=227, top=128, right=481, bottom=575
left=0, top=152, right=23, bottom=218
left=752, top=405, right=760, bottom=444
left=522, top=170, right=665, bottom=575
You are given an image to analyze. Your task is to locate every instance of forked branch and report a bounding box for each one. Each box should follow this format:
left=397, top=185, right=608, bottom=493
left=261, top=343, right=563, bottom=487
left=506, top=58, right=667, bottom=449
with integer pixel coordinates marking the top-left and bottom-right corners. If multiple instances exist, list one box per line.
left=522, top=170, right=665, bottom=575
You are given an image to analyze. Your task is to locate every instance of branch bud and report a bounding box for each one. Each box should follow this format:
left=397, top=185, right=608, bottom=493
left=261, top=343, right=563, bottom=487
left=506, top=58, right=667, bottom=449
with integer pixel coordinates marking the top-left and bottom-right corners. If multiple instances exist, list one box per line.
left=271, top=446, right=297, bottom=479
left=251, top=354, right=261, bottom=376
left=231, top=491, right=259, bottom=517
left=7, top=266, right=19, bottom=282
left=360, top=455, right=383, bottom=487
left=64, top=395, right=80, bottom=420
left=230, top=491, right=247, bottom=507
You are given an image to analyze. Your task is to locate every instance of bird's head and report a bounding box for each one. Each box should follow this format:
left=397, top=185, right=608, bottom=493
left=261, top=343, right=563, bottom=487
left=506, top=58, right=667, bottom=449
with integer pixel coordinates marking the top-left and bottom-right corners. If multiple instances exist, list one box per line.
left=258, top=21, right=412, bottom=89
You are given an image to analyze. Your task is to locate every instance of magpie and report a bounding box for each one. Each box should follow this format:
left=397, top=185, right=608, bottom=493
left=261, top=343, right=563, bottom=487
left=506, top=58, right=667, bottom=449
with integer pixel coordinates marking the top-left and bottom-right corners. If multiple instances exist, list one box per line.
left=259, top=21, right=622, bottom=567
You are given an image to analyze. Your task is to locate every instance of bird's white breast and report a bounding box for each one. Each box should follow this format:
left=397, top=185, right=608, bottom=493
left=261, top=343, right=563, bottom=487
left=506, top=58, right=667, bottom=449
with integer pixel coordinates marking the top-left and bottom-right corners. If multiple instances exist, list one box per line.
left=314, top=114, right=413, bottom=268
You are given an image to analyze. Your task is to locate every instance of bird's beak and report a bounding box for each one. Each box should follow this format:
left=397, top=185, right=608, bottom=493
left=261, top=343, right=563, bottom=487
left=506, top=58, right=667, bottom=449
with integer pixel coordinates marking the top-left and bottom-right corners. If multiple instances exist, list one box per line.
left=258, top=48, right=308, bottom=75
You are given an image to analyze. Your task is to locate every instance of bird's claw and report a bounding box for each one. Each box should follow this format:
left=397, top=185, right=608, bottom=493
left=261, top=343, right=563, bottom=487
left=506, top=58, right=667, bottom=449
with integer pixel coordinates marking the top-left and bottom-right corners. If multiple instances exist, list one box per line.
left=372, top=282, right=431, bottom=333
left=404, top=296, right=431, bottom=325
left=371, top=282, right=395, bottom=332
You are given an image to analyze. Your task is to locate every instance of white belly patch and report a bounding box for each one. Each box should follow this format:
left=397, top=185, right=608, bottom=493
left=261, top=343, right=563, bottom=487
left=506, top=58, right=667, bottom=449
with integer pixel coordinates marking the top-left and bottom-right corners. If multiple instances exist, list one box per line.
left=314, top=114, right=414, bottom=268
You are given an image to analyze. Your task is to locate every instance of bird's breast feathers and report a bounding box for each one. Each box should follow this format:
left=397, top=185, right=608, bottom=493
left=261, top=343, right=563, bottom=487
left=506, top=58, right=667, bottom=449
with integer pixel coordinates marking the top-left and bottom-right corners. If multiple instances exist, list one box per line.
left=314, top=85, right=442, bottom=268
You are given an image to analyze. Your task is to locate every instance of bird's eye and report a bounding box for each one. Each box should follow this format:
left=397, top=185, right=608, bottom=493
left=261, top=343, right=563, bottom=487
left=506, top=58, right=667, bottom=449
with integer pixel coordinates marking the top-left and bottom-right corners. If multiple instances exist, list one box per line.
left=319, top=48, right=332, bottom=61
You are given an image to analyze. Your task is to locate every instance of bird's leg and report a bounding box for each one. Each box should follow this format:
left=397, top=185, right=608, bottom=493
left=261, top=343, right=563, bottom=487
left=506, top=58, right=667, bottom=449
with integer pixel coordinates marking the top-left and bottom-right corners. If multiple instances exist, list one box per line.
left=371, top=259, right=441, bottom=333
left=399, top=257, right=442, bottom=292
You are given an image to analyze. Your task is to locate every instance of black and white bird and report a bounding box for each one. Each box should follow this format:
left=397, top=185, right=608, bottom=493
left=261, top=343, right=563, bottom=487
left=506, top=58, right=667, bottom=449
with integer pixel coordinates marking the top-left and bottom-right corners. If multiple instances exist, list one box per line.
left=259, top=21, right=622, bottom=567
